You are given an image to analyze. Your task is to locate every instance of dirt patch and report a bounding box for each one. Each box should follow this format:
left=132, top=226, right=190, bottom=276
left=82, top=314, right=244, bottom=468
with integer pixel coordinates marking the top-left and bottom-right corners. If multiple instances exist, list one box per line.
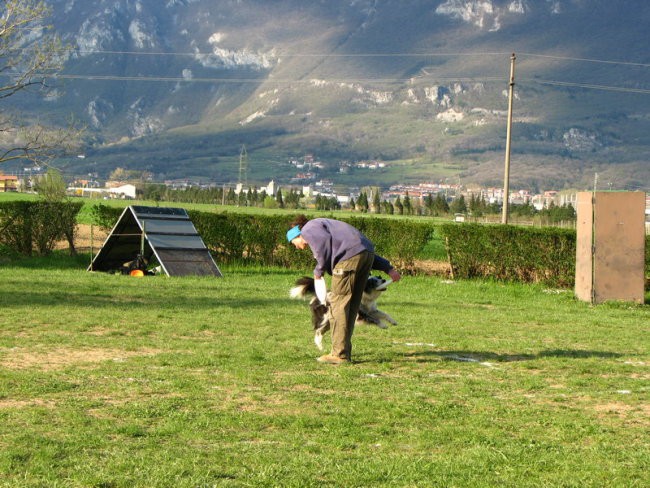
left=0, top=399, right=57, bottom=410
left=55, top=224, right=108, bottom=252
left=593, top=402, right=650, bottom=423
left=593, top=402, right=636, bottom=415
left=408, top=259, right=451, bottom=277
left=1, top=347, right=161, bottom=371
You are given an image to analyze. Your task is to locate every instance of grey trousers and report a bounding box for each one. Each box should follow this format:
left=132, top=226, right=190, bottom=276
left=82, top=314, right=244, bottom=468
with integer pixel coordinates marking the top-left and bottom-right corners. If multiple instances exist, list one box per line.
left=329, top=250, right=375, bottom=360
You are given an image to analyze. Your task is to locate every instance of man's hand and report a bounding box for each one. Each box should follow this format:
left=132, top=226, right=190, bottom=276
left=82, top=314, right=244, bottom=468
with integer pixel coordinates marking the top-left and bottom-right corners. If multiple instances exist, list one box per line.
left=388, top=269, right=401, bottom=282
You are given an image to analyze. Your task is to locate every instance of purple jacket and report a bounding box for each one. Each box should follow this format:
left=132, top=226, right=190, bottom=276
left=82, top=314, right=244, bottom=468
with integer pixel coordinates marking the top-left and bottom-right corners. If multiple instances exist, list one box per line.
left=300, top=218, right=393, bottom=278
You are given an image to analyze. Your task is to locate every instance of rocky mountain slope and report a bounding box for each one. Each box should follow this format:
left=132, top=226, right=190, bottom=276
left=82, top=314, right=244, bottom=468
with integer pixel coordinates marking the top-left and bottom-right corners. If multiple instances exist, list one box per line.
left=7, top=0, right=650, bottom=190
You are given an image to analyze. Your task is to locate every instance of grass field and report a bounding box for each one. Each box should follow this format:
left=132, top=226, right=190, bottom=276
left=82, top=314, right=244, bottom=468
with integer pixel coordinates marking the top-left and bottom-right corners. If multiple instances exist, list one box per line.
left=0, top=192, right=449, bottom=222
left=0, top=254, right=648, bottom=487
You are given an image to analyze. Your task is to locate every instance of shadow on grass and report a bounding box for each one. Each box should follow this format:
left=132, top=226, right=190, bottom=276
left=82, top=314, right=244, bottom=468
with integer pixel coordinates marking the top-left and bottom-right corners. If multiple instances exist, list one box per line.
left=0, top=286, right=284, bottom=311
left=1, top=251, right=303, bottom=276
left=399, top=349, right=623, bottom=363
left=0, top=250, right=90, bottom=270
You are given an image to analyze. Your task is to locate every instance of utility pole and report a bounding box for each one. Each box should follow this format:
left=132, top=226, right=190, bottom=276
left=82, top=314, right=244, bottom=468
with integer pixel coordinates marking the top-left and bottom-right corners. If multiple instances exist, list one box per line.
left=238, top=144, right=248, bottom=190
left=502, top=53, right=516, bottom=224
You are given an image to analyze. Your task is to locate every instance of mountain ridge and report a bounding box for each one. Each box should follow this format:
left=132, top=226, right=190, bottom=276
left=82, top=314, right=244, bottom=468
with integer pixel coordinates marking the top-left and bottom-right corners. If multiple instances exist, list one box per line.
left=5, top=0, right=650, bottom=191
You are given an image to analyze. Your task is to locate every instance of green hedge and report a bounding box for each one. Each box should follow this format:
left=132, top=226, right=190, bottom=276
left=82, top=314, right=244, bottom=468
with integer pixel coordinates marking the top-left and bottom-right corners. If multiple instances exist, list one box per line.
left=439, top=223, right=577, bottom=287
left=647, top=235, right=650, bottom=276
left=88, top=205, right=648, bottom=284
left=89, top=203, right=122, bottom=231
left=440, top=225, right=650, bottom=287
left=188, top=212, right=302, bottom=267
left=0, top=201, right=84, bottom=256
left=342, top=217, right=435, bottom=268
left=90, top=205, right=434, bottom=271
left=189, top=212, right=435, bottom=270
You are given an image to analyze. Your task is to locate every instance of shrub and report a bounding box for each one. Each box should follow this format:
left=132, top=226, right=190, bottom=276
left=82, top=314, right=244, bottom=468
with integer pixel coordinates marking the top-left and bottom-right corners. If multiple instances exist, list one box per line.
left=439, top=223, right=576, bottom=287
left=0, top=201, right=83, bottom=256
left=343, top=217, right=434, bottom=269
left=88, top=205, right=434, bottom=271
left=646, top=235, right=650, bottom=280
left=89, top=204, right=123, bottom=231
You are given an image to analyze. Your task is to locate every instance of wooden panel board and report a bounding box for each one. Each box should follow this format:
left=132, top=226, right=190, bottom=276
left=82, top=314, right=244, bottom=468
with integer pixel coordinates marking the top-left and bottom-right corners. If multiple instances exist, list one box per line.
left=575, top=192, right=645, bottom=304
left=575, top=192, right=594, bottom=302
left=593, top=192, right=645, bottom=304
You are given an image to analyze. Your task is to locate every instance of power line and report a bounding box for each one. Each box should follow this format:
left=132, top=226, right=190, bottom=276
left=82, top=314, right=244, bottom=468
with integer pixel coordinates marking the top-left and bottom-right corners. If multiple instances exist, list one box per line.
left=73, top=49, right=513, bottom=58
left=52, top=73, right=505, bottom=84
left=50, top=73, right=650, bottom=96
left=518, top=52, right=650, bottom=68
left=1, top=46, right=630, bottom=93
left=41, top=49, right=649, bottom=93
left=73, top=48, right=650, bottom=68
left=523, top=78, right=650, bottom=95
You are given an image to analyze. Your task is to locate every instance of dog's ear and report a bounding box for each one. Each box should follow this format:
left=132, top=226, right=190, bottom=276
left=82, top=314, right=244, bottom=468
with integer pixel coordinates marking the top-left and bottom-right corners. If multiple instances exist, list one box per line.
left=364, top=278, right=376, bottom=293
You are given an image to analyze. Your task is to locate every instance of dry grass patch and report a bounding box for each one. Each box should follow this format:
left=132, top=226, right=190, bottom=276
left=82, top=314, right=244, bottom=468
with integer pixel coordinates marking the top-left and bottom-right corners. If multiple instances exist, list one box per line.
left=593, top=402, right=650, bottom=425
left=55, top=224, right=108, bottom=252
left=0, top=346, right=162, bottom=370
left=0, top=398, right=57, bottom=410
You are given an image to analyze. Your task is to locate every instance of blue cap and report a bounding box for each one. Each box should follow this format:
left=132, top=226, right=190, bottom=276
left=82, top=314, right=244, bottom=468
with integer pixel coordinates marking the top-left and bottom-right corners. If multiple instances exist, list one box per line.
left=286, top=225, right=301, bottom=242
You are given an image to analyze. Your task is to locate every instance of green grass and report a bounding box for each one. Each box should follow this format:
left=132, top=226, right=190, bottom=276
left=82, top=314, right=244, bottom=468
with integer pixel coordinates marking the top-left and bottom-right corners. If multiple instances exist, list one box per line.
left=66, top=196, right=306, bottom=225
left=0, top=192, right=37, bottom=202
left=0, top=255, right=648, bottom=487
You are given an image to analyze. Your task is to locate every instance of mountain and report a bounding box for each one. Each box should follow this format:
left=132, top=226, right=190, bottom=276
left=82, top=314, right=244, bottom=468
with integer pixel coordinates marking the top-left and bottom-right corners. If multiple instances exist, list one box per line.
left=7, top=0, right=650, bottom=191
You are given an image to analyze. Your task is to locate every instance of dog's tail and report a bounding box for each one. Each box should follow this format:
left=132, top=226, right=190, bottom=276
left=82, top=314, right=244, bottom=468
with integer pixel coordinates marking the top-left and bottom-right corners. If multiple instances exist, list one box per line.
left=289, top=276, right=315, bottom=299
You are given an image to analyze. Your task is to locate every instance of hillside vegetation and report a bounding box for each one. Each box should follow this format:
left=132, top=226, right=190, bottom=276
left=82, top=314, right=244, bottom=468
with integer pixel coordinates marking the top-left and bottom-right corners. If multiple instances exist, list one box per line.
left=3, top=1, right=650, bottom=190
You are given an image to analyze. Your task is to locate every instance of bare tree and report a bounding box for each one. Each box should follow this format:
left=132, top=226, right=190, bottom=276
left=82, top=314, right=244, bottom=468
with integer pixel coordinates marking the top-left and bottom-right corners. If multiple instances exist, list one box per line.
left=0, top=0, right=82, bottom=165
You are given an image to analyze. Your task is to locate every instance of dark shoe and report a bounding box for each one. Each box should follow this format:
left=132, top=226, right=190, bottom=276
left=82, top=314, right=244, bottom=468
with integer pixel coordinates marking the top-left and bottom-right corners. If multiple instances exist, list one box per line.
left=317, top=354, right=349, bottom=365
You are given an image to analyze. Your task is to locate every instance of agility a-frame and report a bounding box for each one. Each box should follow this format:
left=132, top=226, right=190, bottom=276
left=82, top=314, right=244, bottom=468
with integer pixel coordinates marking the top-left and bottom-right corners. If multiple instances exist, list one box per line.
left=88, top=205, right=222, bottom=277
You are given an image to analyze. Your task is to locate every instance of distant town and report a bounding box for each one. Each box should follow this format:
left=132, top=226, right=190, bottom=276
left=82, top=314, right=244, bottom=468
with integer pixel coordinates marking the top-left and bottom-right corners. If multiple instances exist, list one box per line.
left=2, top=154, right=649, bottom=225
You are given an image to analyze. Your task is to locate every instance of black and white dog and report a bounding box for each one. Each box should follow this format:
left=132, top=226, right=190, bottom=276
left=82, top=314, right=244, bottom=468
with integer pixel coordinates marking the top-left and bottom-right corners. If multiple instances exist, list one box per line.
left=290, top=275, right=397, bottom=350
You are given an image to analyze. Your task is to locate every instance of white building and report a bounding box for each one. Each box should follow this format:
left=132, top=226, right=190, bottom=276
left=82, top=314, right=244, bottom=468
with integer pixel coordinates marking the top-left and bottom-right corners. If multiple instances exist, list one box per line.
left=69, top=184, right=137, bottom=199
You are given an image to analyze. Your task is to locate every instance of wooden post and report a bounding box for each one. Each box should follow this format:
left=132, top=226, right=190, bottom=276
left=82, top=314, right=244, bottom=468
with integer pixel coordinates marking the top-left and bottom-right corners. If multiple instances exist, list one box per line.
left=90, top=224, right=94, bottom=271
left=445, top=237, right=455, bottom=280
left=140, top=221, right=146, bottom=256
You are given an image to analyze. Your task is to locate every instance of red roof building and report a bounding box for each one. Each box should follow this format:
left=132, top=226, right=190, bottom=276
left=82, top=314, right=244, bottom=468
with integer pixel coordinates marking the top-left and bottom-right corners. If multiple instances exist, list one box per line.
left=0, top=175, right=18, bottom=192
